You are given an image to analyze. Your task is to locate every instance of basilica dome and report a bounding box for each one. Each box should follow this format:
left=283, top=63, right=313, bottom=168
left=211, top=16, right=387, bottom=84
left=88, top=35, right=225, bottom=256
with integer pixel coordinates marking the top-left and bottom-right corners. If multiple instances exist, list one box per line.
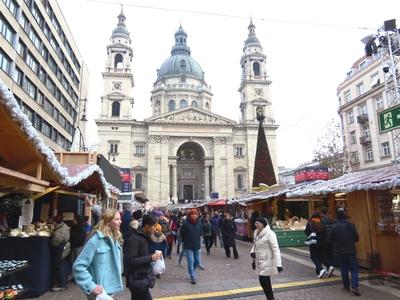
left=156, top=25, right=204, bottom=81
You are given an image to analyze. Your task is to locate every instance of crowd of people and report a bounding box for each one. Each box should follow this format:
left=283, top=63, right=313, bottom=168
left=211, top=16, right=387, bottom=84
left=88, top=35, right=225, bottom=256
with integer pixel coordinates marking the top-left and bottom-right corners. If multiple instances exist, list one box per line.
left=304, top=206, right=361, bottom=296
left=44, top=205, right=248, bottom=299
left=42, top=203, right=361, bottom=300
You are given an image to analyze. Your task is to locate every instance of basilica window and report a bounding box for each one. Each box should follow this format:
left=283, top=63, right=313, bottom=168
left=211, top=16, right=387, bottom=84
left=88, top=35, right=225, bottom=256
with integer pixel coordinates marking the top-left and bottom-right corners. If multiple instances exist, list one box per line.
left=134, top=173, right=143, bottom=190
left=134, top=143, right=146, bottom=157
left=109, top=143, right=118, bottom=154
left=236, top=174, right=244, bottom=191
left=168, top=100, right=176, bottom=112
left=234, top=145, right=245, bottom=158
left=253, top=62, right=260, bottom=76
left=234, top=167, right=247, bottom=191
left=111, top=101, right=120, bottom=117
left=114, top=53, right=123, bottom=68
left=180, top=99, right=188, bottom=108
left=205, top=102, right=210, bottom=110
left=191, top=101, right=198, bottom=107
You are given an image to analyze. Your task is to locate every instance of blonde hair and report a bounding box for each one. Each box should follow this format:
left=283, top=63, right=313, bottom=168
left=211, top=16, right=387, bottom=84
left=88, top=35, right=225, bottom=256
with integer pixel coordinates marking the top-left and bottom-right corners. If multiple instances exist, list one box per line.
left=90, top=209, right=123, bottom=245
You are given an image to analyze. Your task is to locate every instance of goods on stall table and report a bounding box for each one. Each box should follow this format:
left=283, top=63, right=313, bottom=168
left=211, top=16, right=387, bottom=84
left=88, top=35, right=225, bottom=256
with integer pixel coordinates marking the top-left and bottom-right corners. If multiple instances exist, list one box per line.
left=0, top=284, right=24, bottom=300
left=273, top=219, right=307, bottom=247
left=0, top=261, right=29, bottom=278
left=0, top=260, right=28, bottom=299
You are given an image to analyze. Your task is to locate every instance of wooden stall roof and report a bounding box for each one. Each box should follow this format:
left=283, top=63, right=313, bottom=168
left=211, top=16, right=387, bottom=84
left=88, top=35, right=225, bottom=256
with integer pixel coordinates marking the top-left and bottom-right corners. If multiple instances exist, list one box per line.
left=234, top=164, right=400, bottom=204
left=0, top=81, right=119, bottom=197
left=0, top=96, right=56, bottom=193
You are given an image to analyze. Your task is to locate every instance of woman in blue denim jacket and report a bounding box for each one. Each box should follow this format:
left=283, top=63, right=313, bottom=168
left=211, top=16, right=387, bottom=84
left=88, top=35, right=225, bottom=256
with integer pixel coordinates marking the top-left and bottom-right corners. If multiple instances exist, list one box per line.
left=73, top=209, right=123, bottom=298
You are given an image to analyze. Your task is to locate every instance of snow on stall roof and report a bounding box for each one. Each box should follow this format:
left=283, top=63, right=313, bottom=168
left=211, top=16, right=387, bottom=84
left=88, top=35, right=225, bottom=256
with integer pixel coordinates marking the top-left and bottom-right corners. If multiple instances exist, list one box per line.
left=0, top=80, right=120, bottom=196
left=235, top=165, right=400, bottom=203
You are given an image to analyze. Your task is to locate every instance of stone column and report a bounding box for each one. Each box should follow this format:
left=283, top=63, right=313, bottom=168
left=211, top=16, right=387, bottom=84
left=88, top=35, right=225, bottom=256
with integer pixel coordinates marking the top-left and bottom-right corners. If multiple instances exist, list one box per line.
left=172, top=164, right=178, bottom=202
left=204, top=165, right=210, bottom=200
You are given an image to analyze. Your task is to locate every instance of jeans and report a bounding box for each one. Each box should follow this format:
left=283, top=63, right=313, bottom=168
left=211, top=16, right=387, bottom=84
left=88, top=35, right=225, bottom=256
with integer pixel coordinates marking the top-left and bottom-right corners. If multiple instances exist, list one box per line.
left=177, top=238, right=182, bottom=254
left=129, top=287, right=153, bottom=300
left=259, top=275, right=274, bottom=300
left=336, top=254, right=359, bottom=289
left=185, top=249, right=200, bottom=279
left=309, top=246, right=324, bottom=275
left=214, top=228, right=223, bottom=247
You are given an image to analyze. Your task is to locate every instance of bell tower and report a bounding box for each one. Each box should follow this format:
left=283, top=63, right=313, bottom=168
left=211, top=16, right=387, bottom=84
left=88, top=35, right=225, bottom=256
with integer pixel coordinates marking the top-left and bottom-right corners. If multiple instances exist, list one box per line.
left=238, top=20, right=274, bottom=125
left=100, top=6, right=134, bottom=120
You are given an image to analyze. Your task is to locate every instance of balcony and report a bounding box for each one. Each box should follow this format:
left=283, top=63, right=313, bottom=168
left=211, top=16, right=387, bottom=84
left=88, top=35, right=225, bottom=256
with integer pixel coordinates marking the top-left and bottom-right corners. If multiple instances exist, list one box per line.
left=357, top=114, right=369, bottom=124
left=359, top=136, right=372, bottom=145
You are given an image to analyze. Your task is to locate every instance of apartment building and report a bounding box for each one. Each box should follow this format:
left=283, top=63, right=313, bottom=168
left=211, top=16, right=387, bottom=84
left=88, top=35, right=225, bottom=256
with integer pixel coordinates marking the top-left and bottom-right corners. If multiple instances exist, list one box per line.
left=0, top=0, right=88, bottom=150
left=337, top=53, right=394, bottom=170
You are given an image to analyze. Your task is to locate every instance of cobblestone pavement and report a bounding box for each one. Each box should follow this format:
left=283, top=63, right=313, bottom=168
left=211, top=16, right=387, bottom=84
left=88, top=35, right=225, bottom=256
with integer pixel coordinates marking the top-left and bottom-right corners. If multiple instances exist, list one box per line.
left=31, top=241, right=400, bottom=300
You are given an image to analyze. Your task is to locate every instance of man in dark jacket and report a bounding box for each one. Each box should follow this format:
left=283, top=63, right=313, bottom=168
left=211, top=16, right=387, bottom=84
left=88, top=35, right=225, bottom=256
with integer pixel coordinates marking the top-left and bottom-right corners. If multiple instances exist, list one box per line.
left=330, top=210, right=360, bottom=296
left=220, top=212, right=239, bottom=259
left=126, top=215, right=161, bottom=300
left=320, top=206, right=336, bottom=277
left=180, top=209, right=203, bottom=285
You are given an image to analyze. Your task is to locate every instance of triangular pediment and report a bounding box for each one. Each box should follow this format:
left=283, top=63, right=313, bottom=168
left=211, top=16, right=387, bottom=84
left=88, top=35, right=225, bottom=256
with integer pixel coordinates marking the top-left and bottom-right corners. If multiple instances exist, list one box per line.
left=146, top=107, right=236, bottom=125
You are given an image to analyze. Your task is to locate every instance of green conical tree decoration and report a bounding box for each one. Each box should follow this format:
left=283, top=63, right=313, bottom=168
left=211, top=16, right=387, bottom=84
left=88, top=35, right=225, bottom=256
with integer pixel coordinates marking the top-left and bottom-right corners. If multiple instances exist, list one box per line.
left=252, top=107, right=277, bottom=188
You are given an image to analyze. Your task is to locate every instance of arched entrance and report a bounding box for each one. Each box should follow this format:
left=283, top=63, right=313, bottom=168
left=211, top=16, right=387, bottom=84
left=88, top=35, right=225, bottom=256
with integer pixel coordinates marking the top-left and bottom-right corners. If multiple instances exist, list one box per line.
left=176, top=142, right=204, bottom=202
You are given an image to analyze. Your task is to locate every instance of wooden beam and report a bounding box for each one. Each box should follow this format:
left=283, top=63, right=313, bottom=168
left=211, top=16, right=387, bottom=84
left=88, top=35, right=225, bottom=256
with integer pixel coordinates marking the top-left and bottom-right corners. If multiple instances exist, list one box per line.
left=0, top=166, right=49, bottom=186
left=32, top=186, right=60, bottom=200
left=54, top=189, right=83, bottom=197
left=36, top=161, right=42, bottom=179
left=0, top=177, right=45, bottom=193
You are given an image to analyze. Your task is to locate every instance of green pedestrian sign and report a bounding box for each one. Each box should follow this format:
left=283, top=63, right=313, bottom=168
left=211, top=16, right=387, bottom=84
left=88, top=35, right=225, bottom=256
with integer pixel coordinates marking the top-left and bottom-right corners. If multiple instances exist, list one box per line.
left=379, top=104, right=400, bottom=133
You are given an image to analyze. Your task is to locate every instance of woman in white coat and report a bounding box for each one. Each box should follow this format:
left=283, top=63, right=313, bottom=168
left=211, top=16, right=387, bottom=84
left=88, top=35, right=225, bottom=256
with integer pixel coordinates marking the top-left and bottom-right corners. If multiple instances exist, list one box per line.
left=250, top=217, right=283, bottom=300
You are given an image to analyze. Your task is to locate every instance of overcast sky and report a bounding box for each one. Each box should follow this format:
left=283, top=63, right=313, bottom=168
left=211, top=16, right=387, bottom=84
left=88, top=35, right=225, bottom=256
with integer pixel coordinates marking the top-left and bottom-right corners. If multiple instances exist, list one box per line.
left=58, top=0, right=400, bottom=168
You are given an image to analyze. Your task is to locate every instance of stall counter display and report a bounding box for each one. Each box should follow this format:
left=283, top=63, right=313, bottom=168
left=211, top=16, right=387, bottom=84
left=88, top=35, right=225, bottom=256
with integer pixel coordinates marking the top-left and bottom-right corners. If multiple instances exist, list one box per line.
left=0, top=260, right=29, bottom=300
left=0, top=237, right=51, bottom=298
left=273, top=218, right=307, bottom=247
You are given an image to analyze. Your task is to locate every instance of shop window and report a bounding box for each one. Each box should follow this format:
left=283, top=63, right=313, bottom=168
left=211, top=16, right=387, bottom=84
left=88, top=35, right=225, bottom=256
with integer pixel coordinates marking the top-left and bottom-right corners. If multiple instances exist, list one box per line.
left=377, top=192, right=400, bottom=234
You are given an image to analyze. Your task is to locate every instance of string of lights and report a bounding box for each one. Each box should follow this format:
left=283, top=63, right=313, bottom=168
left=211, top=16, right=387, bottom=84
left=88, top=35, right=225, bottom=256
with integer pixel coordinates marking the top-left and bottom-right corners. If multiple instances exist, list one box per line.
left=86, top=0, right=373, bottom=30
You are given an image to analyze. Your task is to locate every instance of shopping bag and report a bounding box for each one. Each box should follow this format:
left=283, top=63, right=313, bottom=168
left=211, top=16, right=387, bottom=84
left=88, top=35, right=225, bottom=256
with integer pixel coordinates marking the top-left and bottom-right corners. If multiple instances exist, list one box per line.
left=96, top=289, right=113, bottom=300
left=152, top=256, right=166, bottom=275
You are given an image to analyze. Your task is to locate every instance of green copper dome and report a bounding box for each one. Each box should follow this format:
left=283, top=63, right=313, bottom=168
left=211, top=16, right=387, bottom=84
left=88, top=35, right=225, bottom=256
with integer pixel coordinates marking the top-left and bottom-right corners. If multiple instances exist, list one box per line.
left=157, top=25, right=204, bottom=81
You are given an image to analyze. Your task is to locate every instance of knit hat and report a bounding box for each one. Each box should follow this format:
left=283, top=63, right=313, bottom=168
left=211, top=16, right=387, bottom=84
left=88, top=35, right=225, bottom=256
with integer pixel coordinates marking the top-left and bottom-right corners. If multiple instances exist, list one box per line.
left=142, top=214, right=156, bottom=227
left=255, top=217, right=268, bottom=227
left=132, top=209, right=143, bottom=220
left=337, top=210, right=348, bottom=220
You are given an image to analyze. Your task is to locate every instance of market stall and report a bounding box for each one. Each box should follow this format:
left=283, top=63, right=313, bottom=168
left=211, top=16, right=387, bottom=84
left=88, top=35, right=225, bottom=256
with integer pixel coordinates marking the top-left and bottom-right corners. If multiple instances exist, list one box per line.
left=287, top=165, right=400, bottom=274
left=0, top=81, right=120, bottom=297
